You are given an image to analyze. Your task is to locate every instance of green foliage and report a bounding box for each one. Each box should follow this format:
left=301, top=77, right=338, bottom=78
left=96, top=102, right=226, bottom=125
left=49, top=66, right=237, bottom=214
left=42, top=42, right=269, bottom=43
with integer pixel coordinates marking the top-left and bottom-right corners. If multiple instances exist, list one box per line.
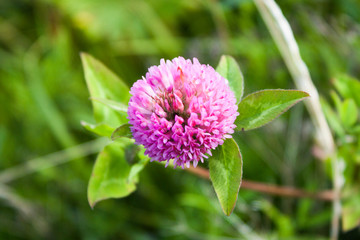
left=322, top=75, right=360, bottom=231
left=340, top=99, right=358, bottom=128
left=111, top=124, right=133, bottom=140
left=260, top=200, right=294, bottom=237
left=81, top=53, right=129, bottom=132
left=333, top=75, right=360, bottom=106
left=216, top=55, right=244, bottom=103
left=235, top=90, right=309, bottom=131
left=80, top=54, right=305, bottom=216
left=2, top=0, right=359, bottom=238
left=90, top=97, right=128, bottom=113
left=81, top=121, right=115, bottom=137
left=321, top=98, right=346, bottom=137
left=343, top=187, right=360, bottom=231
left=209, top=138, right=242, bottom=216
left=81, top=54, right=150, bottom=207
left=88, top=139, right=139, bottom=208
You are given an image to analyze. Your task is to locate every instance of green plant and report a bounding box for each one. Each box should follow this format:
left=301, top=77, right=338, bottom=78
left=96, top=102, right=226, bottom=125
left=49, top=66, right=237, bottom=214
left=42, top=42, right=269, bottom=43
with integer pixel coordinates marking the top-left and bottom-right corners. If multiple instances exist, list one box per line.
left=321, top=75, right=360, bottom=231
left=81, top=53, right=308, bottom=216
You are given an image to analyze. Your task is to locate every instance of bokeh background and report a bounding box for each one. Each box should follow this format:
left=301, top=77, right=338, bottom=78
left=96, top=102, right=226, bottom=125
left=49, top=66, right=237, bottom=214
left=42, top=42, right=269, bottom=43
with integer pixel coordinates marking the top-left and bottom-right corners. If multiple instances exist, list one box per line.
left=1, top=0, right=360, bottom=239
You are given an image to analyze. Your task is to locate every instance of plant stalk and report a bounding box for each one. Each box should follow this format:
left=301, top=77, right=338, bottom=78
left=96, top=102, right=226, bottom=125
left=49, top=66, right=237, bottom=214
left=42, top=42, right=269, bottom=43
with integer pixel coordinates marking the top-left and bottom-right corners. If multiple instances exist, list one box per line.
left=253, top=0, right=341, bottom=238
left=186, top=166, right=335, bottom=201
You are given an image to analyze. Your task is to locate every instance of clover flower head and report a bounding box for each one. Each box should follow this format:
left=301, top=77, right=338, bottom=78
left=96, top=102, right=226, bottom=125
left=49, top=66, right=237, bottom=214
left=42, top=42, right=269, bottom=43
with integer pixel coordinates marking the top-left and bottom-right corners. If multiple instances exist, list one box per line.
left=127, top=57, right=239, bottom=168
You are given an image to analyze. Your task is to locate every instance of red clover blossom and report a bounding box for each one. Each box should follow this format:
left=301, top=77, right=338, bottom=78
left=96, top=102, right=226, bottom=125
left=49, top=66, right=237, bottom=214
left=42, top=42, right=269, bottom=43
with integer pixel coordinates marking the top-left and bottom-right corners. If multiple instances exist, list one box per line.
left=127, top=57, right=239, bottom=168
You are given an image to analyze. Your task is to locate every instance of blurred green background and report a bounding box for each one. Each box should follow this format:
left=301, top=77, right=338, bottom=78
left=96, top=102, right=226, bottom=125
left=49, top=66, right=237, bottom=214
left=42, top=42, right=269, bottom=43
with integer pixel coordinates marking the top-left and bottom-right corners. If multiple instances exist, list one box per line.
left=1, top=0, right=360, bottom=239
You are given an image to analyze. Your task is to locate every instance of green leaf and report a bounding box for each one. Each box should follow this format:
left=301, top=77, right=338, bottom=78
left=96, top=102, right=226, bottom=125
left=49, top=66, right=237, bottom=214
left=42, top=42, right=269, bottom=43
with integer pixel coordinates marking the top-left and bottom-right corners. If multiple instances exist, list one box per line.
left=235, top=89, right=309, bottom=131
left=81, top=52, right=130, bottom=127
left=216, top=55, right=244, bottom=103
left=209, top=138, right=242, bottom=216
left=88, top=139, right=142, bottom=208
left=342, top=188, right=360, bottom=231
left=334, top=75, right=360, bottom=106
left=320, top=98, right=345, bottom=137
left=352, top=125, right=360, bottom=134
left=111, top=124, right=132, bottom=140
left=90, top=97, right=128, bottom=113
left=340, top=99, right=358, bottom=128
left=259, top=200, right=294, bottom=237
left=128, top=146, right=149, bottom=183
left=330, top=91, right=342, bottom=114
left=81, top=121, right=115, bottom=137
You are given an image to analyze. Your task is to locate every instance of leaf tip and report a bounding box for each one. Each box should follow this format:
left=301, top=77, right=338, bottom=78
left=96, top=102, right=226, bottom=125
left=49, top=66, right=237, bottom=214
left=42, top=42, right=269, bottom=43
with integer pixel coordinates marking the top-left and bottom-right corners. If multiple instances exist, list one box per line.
left=296, top=90, right=310, bottom=103
left=80, top=51, right=91, bottom=58
left=221, top=203, right=235, bottom=216
left=88, top=198, right=96, bottom=209
left=80, top=52, right=97, bottom=70
left=300, top=90, right=310, bottom=98
left=219, top=54, right=227, bottom=61
left=80, top=52, right=89, bottom=62
left=110, top=132, right=117, bottom=141
left=225, top=209, right=232, bottom=216
left=80, top=52, right=93, bottom=72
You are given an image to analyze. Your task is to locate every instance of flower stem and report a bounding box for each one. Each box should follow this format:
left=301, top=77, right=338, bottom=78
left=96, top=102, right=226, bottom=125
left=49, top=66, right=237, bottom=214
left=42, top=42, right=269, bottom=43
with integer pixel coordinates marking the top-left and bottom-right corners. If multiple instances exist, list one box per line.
left=186, top=166, right=335, bottom=201
left=253, top=0, right=340, bottom=238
